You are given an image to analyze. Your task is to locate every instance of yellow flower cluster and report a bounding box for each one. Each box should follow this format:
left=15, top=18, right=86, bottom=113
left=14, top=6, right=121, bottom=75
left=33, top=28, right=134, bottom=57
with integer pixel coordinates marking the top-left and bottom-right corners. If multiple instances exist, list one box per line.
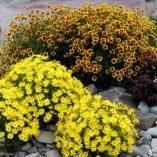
left=0, top=3, right=157, bottom=86
left=0, top=55, right=139, bottom=156
left=55, top=97, right=139, bottom=157
left=0, top=55, right=87, bottom=141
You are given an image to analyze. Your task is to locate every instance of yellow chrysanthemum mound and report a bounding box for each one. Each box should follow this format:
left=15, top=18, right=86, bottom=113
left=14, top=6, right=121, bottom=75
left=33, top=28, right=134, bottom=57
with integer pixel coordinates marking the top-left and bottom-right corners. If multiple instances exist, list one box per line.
left=0, top=55, right=139, bottom=156
left=0, top=55, right=89, bottom=142
left=1, top=3, right=157, bottom=86
left=55, top=97, right=139, bottom=157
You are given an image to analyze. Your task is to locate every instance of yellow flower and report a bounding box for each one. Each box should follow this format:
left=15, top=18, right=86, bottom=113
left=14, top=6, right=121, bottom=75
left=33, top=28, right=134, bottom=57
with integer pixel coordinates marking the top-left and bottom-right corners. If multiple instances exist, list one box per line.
left=44, top=112, right=52, bottom=122
left=7, top=133, right=14, bottom=139
left=55, top=95, right=139, bottom=157
left=0, top=132, right=5, bottom=138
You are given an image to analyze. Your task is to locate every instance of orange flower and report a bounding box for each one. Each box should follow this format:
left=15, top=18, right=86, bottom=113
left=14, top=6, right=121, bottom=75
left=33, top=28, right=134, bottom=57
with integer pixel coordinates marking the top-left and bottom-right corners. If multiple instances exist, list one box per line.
left=127, top=69, right=133, bottom=75
left=97, top=65, right=102, bottom=71
left=126, top=74, right=131, bottom=79
left=119, top=69, right=125, bottom=76
left=103, top=45, right=108, bottom=50
left=87, top=49, right=93, bottom=53
left=76, top=59, right=81, bottom=65
left=47, top=39, right=55, bottom=45
left=105, top=69, right=110, bottom=75
left=111, top=58, right=117, bottom=64
left=51, top=51, right=56, bottom=56
left=85, top=53, right=91, bottom=58
left=115, top=70, right=120, bottom=76
left=110, top=67, right=115, bottom=72
left=37, top=38, right=43, bottom=42
left=115, top=29, right=120, bottom=34
left=110, top=49, right=115, bottom=55
left=43, top=52, right=48, bottom=57
left=108, top=37, right=114, bottom=43
left=92, top=68, right=98, bottom=74
left=132, top=71, right=137, bottom=76
left=100, top=38, right=106, bottom=45
left=116, top=38, right=121, bottom=43
left=112, top=72, right=117, bottom=78
left=42, top=36, right=47, bottom=41
left=28, top=51, right=33, bottom=56
left=92, top=76, right=97, bottom=81
left=117, top=76, right=123, bottom=81
left=5, top=32, right=12, bottom=38
left=96, top=56, right=103, bottom=62
left=102, top=31, right=108, bottom=36
left=117, top=53, right=124, bottom=58
left=135, top=66, right=141, bottom=71
left=36, top=30, right=41, bottom=35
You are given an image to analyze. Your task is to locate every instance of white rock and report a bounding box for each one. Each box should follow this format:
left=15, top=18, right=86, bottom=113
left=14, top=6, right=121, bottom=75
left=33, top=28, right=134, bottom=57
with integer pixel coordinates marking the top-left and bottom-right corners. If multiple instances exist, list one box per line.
left=27, top=146, right=37, bottom=154
left=150, top=106, right=157, bottom=115
left=138, top=101, right=150, bottom=113
left=133, top=145, right=151, bottom=156
left=152, top=148, right=157, bottom=153
left=21, top=143, right=31, bottom=151
left=153, top=152, right=157, bottom=157
left=36, top=130, right=55, bottom=144
left=151, top=138, right=157, bottom=153
left=14, top=151, right=26, bottom=157
left=25, top=153, right=40, bottom=157
left=45, top=150, right=61, bottom=157
left=140, top=131, right=152, bottom=140
left=31, top=138, right=45, bottom=148
left=147, top=128, right=157, bottom=137
left=148, top=149, right=152, bottom=156
left=133, top=145, right=143, bottom=156
left=137, top=111, right=157, bottom=130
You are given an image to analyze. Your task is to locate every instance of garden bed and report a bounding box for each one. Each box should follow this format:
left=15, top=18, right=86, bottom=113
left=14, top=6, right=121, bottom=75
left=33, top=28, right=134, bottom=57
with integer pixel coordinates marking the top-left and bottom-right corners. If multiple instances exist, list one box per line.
left=0, top=1, right=157, bottom=157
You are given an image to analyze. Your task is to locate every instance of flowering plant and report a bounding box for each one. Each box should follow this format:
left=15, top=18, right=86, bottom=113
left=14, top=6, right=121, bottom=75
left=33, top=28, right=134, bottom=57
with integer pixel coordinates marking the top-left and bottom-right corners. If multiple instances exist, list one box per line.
left=1, top=3, right=157, bottom=87
left=55, top=97, right=139, bottom=157
left=132, top=50, right=157, bottom=105
left=0, top=55, right=88, bottom=142
left=0, top=55, right=139, bottom=155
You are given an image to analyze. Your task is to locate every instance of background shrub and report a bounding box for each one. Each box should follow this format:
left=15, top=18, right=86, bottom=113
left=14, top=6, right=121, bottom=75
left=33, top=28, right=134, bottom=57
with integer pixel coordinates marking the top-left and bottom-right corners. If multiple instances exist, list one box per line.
left=1, top=3, right=157, bottom=87
left=0, top=55, right=89, bottom=142
left=132, top=50, right=157, bottom=105
left=55, top=97, right=139, bottom=157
